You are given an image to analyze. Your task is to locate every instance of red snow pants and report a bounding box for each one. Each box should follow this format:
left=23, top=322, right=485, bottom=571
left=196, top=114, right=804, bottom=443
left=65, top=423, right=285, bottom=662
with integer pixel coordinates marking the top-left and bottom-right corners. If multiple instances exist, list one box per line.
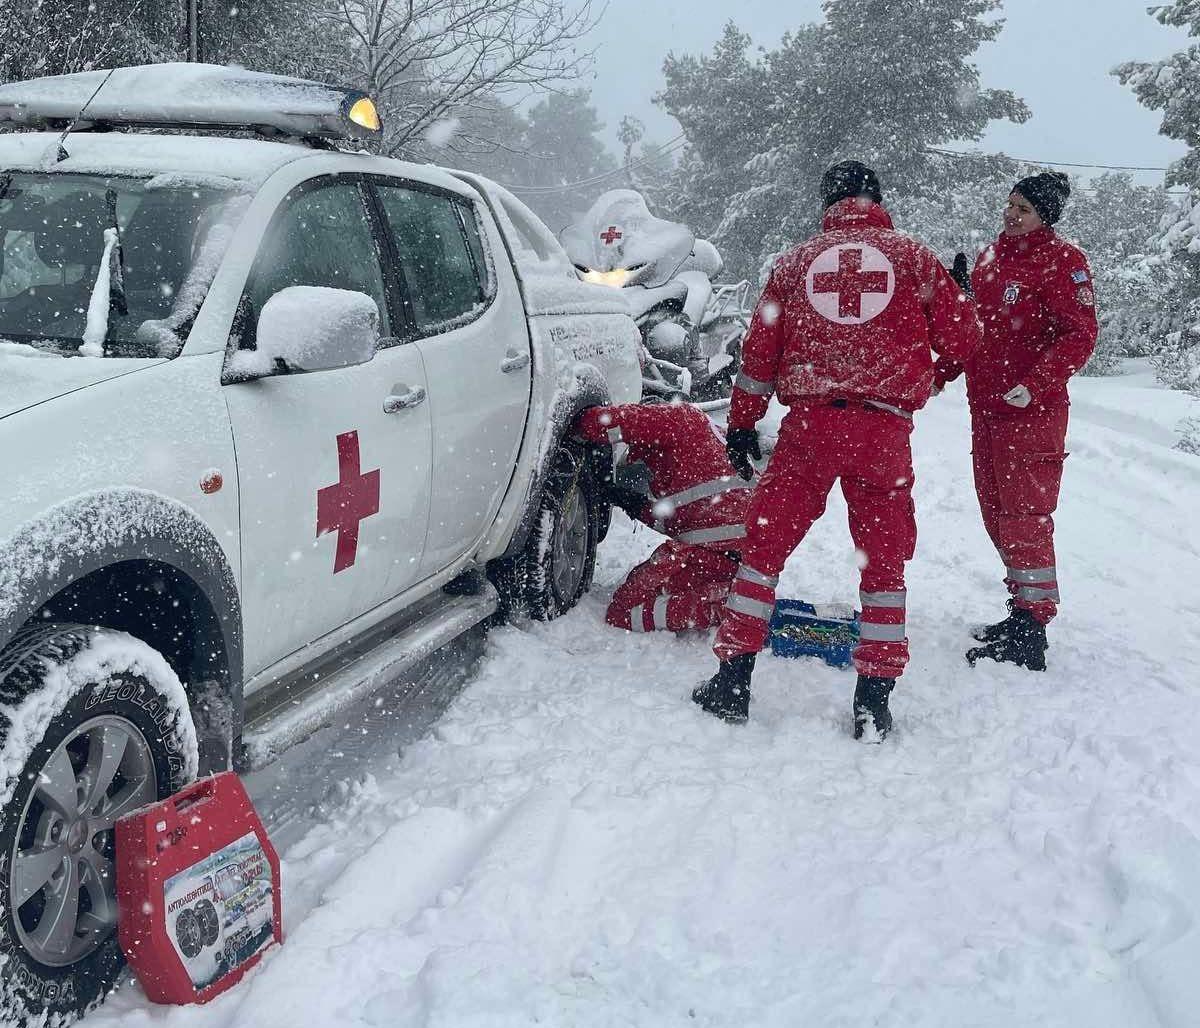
left=713, top=404, right=916, bottom=678
left=607, top=540, right=739, bottom=633
left=971, top=406, right=1068, bottom=625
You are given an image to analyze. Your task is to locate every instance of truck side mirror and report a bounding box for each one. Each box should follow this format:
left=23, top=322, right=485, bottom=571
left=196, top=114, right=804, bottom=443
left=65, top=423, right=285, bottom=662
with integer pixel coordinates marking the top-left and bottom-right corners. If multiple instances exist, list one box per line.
left=225, top=285, right=379, bottom=381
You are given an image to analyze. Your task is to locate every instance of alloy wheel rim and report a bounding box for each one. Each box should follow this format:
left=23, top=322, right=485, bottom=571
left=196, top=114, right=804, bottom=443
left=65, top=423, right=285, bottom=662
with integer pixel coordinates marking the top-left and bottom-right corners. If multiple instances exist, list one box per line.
left=11, top=714, right=156, bottom=967
left=551, top=484, right=589, bottom=602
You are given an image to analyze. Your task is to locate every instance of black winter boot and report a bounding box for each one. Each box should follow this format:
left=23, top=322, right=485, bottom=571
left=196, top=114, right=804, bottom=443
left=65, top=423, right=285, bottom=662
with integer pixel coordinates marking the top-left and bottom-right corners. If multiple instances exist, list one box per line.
left=971, top=599, right=1017, bottom=643
left=965, top=608, right=1047, bottom=671
left=692, top=654, right=756, bottom=723
left=853, top=675, right=895, bottom=742
left=972, top=600, right=1051, bottom=649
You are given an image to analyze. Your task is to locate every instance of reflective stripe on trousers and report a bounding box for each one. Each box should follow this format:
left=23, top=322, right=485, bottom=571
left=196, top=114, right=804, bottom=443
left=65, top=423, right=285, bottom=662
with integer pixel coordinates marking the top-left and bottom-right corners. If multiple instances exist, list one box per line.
left=859, top=588, right=906, bottom=643
left=735, top=371, right=774, bottom=396
left=723, top=563, right=778, bottom=621
left=1016, top=585, right=1060, bottom=603
left=858, top=621, right=906, bottom=642
left=725, top=593, right=774, bottom=620
left=656, top=476, right=752, bottom=512
left=629, top=595, right=679, bottom=632
left=1006, top=565, right=1059, bottom=604
left=677, top=524, right=749, bottom=546
left=860, top=590, right=905, bottom=608
left=1007, top=566, right=1055, bottom=584
left=738, top=565, right=779, bottom=590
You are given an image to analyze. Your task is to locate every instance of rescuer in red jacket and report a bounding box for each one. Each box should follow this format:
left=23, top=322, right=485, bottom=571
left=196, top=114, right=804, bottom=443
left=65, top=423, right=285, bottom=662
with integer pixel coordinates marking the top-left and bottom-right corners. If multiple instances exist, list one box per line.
left=692, top=160, right=982, bottom=739
left=937, top=172, right=1098, bottom=672
left=577, top=402, right=752, bottom=633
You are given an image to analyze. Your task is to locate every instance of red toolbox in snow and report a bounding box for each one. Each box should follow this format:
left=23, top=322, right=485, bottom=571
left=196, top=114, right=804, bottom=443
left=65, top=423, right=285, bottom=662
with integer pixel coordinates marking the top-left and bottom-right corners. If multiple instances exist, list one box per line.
left=116, top=772, right=282, bottom=1005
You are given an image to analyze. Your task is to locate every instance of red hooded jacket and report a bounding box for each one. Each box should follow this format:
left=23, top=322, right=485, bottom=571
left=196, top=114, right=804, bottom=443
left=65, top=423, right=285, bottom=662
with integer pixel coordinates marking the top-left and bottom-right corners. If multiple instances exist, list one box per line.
left=729, top=198, right=981, bottom=430
left=576, top=403, right=751, bottom=550
left=935, top=227, right=1097, bottom=416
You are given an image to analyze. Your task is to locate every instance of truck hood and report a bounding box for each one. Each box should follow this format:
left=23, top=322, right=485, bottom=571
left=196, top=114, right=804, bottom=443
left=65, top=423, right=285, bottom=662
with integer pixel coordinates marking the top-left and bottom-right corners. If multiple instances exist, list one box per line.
left=0, top=344, right=163, bottom=419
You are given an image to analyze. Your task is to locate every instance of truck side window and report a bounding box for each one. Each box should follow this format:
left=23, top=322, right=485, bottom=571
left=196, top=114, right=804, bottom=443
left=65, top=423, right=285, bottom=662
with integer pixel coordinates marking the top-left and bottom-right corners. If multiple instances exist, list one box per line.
left=248, top=180, right=390, bottom=338
left=374, top=185, right=487, bottom=333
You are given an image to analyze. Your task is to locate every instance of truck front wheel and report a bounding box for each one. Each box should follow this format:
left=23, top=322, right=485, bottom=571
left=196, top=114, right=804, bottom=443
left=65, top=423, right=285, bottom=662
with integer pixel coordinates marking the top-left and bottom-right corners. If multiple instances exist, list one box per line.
left=493, top=442, right=600, bottom=622
left=0, top=625, right=197, bottom=1024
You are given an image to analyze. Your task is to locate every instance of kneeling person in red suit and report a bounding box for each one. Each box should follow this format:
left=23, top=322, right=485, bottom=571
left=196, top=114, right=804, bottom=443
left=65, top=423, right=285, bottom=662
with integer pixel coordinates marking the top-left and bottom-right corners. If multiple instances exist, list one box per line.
left=576, top=402, right=753, bottom=634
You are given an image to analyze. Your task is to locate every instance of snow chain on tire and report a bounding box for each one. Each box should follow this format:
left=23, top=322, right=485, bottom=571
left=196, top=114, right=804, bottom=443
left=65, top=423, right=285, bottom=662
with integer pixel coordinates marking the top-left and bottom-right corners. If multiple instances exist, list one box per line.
left=491, top=442, right=601, bottom=622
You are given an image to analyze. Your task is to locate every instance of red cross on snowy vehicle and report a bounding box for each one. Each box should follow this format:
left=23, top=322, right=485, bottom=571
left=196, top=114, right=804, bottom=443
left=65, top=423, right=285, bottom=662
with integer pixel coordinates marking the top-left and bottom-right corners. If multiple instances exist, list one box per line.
left=806, top=243, right=895, bottom=325
left=316, top=431, right=380, bottom=573
left=599, top=225, right=623, bottom=245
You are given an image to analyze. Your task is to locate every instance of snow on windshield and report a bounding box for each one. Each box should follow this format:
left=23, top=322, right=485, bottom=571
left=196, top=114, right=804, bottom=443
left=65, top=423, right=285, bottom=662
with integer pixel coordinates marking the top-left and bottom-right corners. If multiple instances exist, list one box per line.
left=0, top=173, right=243, bottom=358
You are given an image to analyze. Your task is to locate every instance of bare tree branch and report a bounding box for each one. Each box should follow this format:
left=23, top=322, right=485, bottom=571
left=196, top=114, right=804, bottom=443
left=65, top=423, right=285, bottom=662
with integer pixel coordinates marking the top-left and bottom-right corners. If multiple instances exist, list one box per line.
left=309, top=0, right=601, bottom=158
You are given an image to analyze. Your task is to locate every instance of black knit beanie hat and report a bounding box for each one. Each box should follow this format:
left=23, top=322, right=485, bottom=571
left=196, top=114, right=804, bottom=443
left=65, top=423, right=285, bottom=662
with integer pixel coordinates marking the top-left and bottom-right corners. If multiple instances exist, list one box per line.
left=820, top=160, right=883, bottom=209
left=1013, top=171, right=1070, bottom=226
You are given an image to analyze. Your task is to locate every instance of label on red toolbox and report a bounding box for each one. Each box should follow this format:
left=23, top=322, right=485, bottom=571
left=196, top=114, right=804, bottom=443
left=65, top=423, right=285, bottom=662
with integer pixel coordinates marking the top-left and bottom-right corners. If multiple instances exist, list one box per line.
left=163, top=831, right=275, bottom=992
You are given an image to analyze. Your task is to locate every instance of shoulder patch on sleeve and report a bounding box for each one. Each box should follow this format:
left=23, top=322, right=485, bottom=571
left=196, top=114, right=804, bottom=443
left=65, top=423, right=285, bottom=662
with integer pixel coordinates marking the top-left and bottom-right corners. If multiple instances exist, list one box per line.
left=1071, top=268, right=1090, bottom=284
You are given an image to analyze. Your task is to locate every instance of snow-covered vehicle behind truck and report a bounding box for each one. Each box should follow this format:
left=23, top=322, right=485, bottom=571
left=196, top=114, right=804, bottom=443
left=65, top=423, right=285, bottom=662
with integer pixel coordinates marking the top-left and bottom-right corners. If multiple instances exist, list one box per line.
left=0, top=63, right=640, bottom=1023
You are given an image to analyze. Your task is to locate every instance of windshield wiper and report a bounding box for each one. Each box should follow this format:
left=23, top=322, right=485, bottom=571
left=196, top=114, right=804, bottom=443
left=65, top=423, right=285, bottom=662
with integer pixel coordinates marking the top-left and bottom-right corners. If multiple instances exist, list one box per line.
left=78, top=188, right=128, bottom=357
left=105, top=188, right=128, bottom=318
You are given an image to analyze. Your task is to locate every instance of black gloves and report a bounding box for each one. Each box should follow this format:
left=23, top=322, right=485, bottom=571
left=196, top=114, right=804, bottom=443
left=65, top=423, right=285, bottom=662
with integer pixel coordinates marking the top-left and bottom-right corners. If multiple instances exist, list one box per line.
left=601, top=460, right=652, bottom=518
left=950, top=252, right=974, bottom=297
left=606, top=486, right=650, bottom=519
left=726, top=428, right=761, bottom=481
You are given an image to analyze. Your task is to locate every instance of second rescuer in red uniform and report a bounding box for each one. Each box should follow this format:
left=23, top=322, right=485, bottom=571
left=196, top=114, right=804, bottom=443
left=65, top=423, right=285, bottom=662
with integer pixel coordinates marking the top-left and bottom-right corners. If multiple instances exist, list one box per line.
left=938, top=172, right=1098, bottom=672
left=692, top=161, right=981, bottom=739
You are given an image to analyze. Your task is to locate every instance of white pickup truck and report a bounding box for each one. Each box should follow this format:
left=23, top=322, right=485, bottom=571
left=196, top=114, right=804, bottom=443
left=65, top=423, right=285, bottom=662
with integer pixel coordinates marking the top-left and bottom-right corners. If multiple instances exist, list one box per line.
left=0, top=64, right=640, bottom=1022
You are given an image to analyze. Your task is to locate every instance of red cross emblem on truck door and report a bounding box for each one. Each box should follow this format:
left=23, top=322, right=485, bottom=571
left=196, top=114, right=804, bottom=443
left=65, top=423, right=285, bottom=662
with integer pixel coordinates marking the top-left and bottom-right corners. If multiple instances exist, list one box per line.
left=316, top=431, right=380, bottom=574
left=600, top=225, right=623, bottom=245
left=806, top=243, right=895, bottom=325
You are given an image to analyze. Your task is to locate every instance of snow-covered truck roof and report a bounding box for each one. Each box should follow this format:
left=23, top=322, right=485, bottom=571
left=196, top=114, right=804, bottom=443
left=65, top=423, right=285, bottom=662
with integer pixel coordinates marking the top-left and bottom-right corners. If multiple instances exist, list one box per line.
left=0, top=63, right=385, bottom=185
left=0, top=131, right=314, bottom=187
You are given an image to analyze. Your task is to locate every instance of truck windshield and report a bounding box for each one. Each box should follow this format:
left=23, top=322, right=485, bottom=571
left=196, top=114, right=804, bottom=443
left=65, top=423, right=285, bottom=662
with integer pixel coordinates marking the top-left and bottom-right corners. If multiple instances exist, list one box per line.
left=0, top=172, right=239, bottom=358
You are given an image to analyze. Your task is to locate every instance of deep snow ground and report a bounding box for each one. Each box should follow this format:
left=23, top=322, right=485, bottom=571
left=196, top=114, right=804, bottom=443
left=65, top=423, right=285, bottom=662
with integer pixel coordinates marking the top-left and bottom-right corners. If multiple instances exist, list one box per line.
left=86, top=367, right=1200, bottom=1028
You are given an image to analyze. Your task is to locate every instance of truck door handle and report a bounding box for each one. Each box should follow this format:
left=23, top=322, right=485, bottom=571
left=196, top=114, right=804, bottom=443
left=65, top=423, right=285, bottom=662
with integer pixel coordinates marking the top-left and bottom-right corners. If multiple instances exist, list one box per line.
left=383, top=385, right=426, bottom=413
left=500, top=349, right=530, bottom=373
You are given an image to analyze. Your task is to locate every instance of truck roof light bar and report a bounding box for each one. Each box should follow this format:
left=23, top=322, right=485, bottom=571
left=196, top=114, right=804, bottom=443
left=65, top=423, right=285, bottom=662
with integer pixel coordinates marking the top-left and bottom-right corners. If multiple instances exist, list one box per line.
left=0, top=64, right=383, bottom=144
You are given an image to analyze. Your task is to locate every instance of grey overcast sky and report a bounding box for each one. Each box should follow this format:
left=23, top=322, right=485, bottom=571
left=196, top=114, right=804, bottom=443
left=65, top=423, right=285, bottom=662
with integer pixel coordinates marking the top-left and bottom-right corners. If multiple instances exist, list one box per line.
left=580, top=0, right=1191, bottom=187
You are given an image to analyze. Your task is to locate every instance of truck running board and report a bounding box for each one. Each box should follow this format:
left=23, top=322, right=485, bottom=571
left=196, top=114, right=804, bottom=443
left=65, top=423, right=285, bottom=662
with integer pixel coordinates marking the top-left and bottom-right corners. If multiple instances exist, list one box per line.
left=241, top=585, right=499, bottom=769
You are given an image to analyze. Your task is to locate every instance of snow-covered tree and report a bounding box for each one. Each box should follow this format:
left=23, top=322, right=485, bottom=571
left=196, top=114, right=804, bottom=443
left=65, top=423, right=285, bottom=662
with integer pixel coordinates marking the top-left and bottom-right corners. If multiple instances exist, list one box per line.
left=658, top=24, right=780, bottom=279
left=0, top=1, right=172, bottom=80
left=499, top=90, right=618, bottom=231
left=659, top=2, right=1028, bottom=280
left=0, top=0, right=335, bottom=83
left=1057, top=173, right=1174, bottom=374
left=1116, top=2, right=1200, bottom=445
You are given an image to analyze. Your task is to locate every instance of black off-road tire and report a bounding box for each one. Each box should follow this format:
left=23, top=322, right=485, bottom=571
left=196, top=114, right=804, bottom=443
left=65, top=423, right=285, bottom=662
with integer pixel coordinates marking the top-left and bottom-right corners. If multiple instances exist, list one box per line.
left=490, top=443, right=601, bottom=622
left=0, top=625, right=197, bottom=1025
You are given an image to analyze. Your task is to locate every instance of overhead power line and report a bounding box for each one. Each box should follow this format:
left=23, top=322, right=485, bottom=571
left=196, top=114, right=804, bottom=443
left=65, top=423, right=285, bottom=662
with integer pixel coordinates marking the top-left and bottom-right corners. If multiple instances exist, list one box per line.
left=498, top=137, right=1185, bottom=198
left=927, top=145, right=1172, bottom=174
left=499, top=133, right=687, bottom=196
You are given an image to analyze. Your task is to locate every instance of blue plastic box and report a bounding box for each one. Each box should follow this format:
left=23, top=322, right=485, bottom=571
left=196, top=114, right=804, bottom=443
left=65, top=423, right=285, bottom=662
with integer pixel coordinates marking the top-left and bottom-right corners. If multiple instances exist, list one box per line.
left=768, top=600, right=859, bottom=669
